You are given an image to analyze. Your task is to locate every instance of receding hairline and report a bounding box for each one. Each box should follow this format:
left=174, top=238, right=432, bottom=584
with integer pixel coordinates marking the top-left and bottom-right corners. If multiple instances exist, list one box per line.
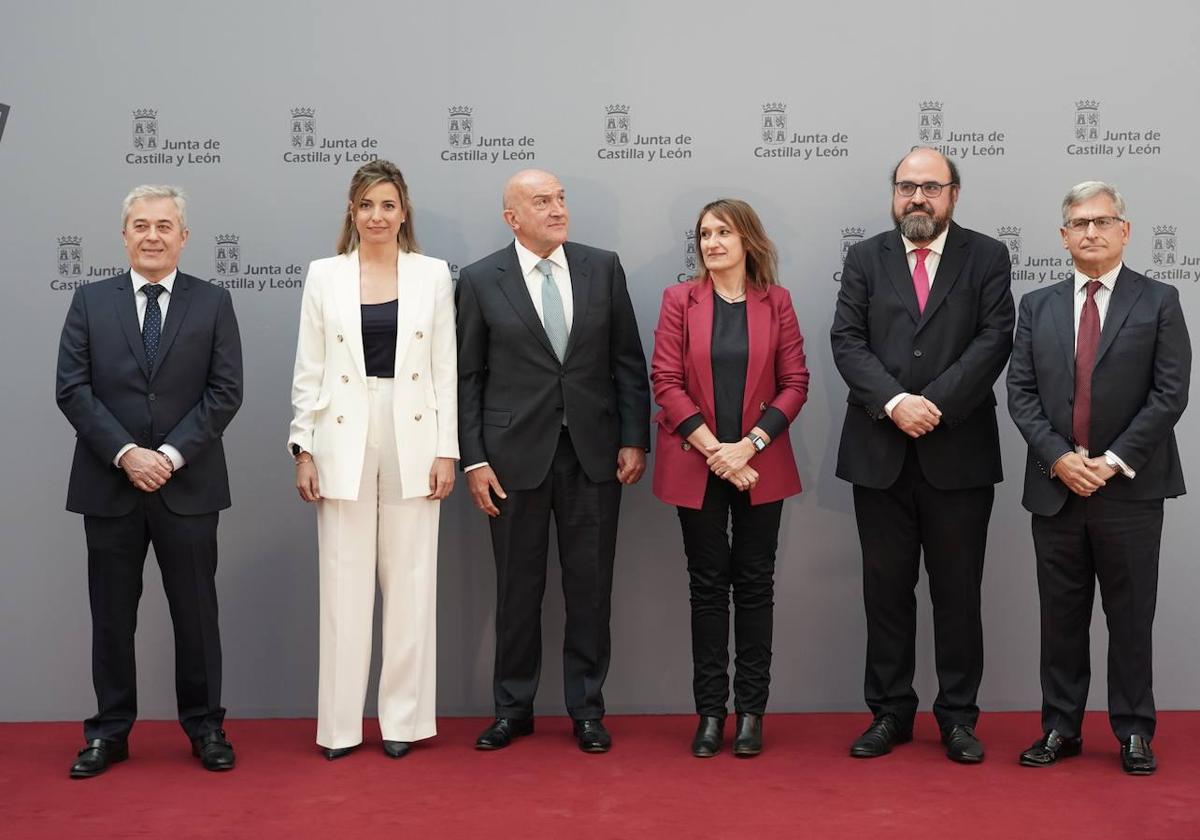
left=892, top=147, right=959, bottom=186
left=502, top=169, right=562, bottom=210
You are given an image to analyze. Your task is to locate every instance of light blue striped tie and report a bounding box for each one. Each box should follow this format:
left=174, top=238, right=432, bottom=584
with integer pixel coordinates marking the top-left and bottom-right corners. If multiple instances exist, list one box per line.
left=538, top=259, right=568, bottom=361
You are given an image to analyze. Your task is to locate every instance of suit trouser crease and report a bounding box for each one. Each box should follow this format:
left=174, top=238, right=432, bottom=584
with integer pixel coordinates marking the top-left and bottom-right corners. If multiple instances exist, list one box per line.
left=84, top=493, right=223, bottom=742
left=853, top=444, right=991, bottom=728
left=488, top=428, right=620, bottom=720
left=316, top=377, right=438, bottom=748
left=1032, top=493, right=1161, bottom=742
left=677, top=472, right=782, bottom=716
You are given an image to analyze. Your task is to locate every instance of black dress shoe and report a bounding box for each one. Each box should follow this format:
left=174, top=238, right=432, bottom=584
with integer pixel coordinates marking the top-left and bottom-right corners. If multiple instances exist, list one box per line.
left=382, top=740, right=411, bottom=759
left=69, top=739, right=129, bottom=779
left=1019, top=730, right=1082, bottom=767
left=691, top=715, right=725, bottom=758
left=1120, top=735, right=1156, bottom=775
left=475, top=717, right=534, bottom=750
left=732, top=713, right=763, bottom=757
left=191, top=729, right=235, bottom=771
left=849, top=713, right=912, bottom=758
left=322, top=745, right=358, bottom=761
left=941, top=724, right=984, bottom=764
left=573, top=719, right=611, bottom=753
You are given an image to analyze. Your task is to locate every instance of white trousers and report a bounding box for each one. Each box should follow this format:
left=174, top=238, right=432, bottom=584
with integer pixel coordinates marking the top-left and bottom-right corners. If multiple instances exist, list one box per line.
left=316, top=377, right=438, bottom=747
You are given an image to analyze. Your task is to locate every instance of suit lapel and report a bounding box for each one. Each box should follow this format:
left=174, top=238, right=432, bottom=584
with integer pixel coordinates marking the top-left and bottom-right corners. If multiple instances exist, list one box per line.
left=1050, top=279, right=1076, bottom=380
left=882, top=230, right=921, bottom=324
left=562, top=242, right=591, bottom=363
left=916, top=222, right=966, bottom=333
left=335, top=251, right=367, bottom=379
left=150, top=272, right=192, bottom=382
left=114, top=272, right=151, bottom=379
left=497, top=244, right=558, bottom=360
left=743, top=286, right=770, bottom=416
left=1095, top=266, right=1144, bottom=366
left=687, top=280, right=716, bottom=422
left=391, top=251, right=422, bottom=374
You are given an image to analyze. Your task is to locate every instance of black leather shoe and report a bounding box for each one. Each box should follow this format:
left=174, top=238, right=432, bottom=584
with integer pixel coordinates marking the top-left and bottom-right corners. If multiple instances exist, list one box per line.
left=941, top=724, right=984, bottom=764
left=849, top=714, right=912, bottom=758
left=382, top=740, right=411, bottom=759
left=1120, top=735, right=1156, bottom=775
left=691, top=715, right=725, bottom=758
left=322, top=745, right=358, bottom=761
left=573, top=719, right=611, bottom=753
left=191, top=729, right=235, bottom=771
left=69, top=739, right=129, bottom=779
left=732, top=713, right=763, bottom=757
left=475, top=717, right=534, bottom=750
left=1019, top=730, right=1082, bottom=767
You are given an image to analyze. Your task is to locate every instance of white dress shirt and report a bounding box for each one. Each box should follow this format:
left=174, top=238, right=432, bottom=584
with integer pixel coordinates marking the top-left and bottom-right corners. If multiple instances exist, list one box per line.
left=885, top=227, right=950, bottom=416
left=1062, top=262, right=1134, bottom=478
left=112, top=268, right=185, bottom=470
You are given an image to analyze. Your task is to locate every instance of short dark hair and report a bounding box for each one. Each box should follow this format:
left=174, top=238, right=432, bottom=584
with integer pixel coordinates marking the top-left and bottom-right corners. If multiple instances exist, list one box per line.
left=890, top=148, right=960, bottom=188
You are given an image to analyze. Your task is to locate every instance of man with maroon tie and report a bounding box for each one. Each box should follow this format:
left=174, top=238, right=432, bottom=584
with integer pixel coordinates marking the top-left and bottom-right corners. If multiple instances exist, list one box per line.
left=831, top=148, right=1014, bottom=763
left=1007, top=182, right=1190, bottom=775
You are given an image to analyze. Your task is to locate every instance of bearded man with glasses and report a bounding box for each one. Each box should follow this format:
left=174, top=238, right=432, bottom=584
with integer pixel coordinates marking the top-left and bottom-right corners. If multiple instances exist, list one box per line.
left=831, top=147, right=1015, bottom=763
left=1007, top=182, right=1190, bottom=775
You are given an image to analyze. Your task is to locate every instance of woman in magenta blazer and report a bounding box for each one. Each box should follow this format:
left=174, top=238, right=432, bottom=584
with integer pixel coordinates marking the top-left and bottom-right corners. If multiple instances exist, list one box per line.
left=651, top=199, right=808, bottom=758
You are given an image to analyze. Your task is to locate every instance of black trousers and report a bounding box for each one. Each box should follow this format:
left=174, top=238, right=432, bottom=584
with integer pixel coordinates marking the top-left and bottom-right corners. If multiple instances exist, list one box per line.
left=1032, top=493, right=1162, bottom=742
left=677, top=473, right=783, bottom=717
left=852, top=444, right=993, bottom=729
left=488, top=428, right=622, bottom=720
left=83, top=492, right=224, bottom=742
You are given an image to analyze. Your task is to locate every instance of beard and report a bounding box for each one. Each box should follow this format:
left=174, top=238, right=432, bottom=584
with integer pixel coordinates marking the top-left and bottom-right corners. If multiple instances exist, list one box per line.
left=894, top=206, right=948, bottom=242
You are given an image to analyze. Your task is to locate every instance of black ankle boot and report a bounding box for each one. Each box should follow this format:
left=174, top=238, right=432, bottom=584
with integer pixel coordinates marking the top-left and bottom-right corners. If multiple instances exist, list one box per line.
left=732, top=713, right=763, bottom=757
left=691, top=715, right=725, bottom=758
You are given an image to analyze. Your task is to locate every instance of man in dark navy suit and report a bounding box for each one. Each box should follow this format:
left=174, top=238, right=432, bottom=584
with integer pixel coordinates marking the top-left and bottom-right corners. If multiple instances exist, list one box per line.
left=57, top=185, right=243, bottom=777
left=1008, top=181, right=1190, bottom=775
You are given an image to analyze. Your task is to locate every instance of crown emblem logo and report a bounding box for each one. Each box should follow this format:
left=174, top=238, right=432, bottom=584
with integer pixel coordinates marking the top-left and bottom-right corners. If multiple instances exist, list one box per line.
left=215, top=234, right=240, bottom=246
left=1075, top=100, right=1100, bottom=111
left=291, top=107, right=315, bottom=119
left=58, top=235, right=83, bottom=247
left=605, top=104, right=629, bottom=116
left=919, top=101, right=942, bottom=112
left=133, top=108, right=158, bottom=119
left=841, top=227, right=865, bottom=239
left=448, top=105, right=473, bottom=117
left=996, top=226, right=1021, bottom=238
left=1153, top=225, right=1177, bottom=237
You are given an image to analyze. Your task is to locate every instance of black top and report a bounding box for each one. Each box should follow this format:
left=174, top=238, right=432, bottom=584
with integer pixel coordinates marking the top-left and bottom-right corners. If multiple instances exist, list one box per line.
left=361, top=300, right=398, bottom=378
left=677, top=297, right=788, bottom=444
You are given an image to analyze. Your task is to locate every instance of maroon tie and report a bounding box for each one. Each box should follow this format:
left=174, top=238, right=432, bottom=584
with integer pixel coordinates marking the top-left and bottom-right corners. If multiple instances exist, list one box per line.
left=912, top=248, right=931, bottom=313
left=1072, top=280, right=1102, bottom=452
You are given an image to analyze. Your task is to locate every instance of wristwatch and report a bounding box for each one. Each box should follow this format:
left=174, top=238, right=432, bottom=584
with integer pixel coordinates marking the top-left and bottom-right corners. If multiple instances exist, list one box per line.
left=745, top=432, right=767, bottom=453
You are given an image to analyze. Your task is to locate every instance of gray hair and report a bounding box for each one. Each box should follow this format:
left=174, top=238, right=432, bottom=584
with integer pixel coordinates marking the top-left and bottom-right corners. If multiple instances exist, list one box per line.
left=1061, top=181, right=1126, bottom=225
left=121, top=184, right=188, bottom=229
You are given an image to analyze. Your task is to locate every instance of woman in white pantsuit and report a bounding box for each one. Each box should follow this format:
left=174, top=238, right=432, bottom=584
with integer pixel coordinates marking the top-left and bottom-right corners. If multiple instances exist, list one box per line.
left=288, top=160, right=457, bottom=760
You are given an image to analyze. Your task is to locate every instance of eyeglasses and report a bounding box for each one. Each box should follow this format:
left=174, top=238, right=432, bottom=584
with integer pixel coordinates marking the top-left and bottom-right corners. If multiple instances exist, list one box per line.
left=1064, top=216, right=1125, bottom=232
left=894, top=181, right=956, bottom=198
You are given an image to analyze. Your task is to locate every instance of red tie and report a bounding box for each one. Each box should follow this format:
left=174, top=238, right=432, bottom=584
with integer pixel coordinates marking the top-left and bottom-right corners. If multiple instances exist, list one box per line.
left=912, top=248, right=931, bottom=313
left=1072, top=280, right=1103, bottom=452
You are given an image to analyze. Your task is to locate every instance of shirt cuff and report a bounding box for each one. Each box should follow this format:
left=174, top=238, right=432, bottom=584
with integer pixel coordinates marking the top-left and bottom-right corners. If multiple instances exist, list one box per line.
left=1106, top=450, right=1136, bottom=479
left=113, top=443, right=137, bottom=467
left=884, top=392, right=910, bottom=418
left=464, top=462, right=489, bottom=473
left=159, top=445, right=185, bottom=471
left=675, top=413, right=704, bottom=439
left=754, top=407, right=789, bottom=443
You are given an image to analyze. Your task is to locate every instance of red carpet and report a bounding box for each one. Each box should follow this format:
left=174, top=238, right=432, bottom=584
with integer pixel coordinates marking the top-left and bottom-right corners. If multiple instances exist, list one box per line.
left=2, top=712, right=1198, bottom=839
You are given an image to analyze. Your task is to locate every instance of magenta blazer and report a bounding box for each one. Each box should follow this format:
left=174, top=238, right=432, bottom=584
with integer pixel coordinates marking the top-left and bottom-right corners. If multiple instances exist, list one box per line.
left=651, top=279, right=809, bottom=509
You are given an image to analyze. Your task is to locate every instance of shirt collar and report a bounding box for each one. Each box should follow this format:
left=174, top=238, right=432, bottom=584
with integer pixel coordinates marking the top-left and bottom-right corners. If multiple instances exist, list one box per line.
left=514, top=239, right=566, bottom=277
left=901, top=225, right=949, bottom=258
left=1074, top=262, right=1122, bottom=294
left=131, top=268, right=177, bottom=294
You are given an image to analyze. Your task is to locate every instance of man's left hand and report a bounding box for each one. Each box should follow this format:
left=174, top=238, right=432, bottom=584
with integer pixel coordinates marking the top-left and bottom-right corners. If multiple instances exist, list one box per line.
left=616, top=447, right=646, bottom=485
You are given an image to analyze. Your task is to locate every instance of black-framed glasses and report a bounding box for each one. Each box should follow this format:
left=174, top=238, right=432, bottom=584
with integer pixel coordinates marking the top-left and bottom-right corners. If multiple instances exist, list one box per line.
left=894, top=181, right=956, bottom=198
left=1064, top=216, right=1125, bottom=232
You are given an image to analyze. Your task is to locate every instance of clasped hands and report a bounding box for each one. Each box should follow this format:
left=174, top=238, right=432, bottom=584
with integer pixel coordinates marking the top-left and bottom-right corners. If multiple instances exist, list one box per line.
left=891, top=394, right=942, bottom=438
left=705, top=438, right=760, bottom=493
left=1053, top=452, right=1117, bottom=497
left=119, top=447, right=173, bottom=493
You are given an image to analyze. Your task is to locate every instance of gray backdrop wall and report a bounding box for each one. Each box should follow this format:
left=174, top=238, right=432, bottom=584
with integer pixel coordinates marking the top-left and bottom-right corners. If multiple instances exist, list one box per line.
left=2, top=0, right=1197, bottom=721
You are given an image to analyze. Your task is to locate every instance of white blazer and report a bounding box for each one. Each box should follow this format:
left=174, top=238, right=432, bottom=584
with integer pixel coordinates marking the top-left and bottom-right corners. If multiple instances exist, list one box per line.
left=288, top=250, right=459, bottom=500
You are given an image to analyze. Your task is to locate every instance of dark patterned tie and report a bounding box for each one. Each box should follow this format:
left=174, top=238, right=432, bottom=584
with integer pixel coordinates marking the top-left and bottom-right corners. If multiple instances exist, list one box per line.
left=143, top=283, right=165, bottom=374
left=1072, top=280, right=1102, bottom=452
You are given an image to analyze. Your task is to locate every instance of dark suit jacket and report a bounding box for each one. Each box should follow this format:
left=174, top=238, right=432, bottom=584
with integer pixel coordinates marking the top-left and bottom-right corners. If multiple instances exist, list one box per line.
left=831, top=222, right=1015, bottom=490
left=456, top=241, right=650, bottom=490
left=1007, top=266, right=1190, bottom=516
left=56, top=271, right=243, bottom=517
left=651, top=279, right=808, bottom=509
